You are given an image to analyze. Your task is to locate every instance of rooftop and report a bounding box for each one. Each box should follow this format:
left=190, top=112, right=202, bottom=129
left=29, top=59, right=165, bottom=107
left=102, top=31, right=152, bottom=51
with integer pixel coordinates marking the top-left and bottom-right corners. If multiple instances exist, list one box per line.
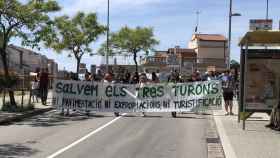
left=192, top=34, right=227, bottom=41
left=239, top=31, right=280, bottom=46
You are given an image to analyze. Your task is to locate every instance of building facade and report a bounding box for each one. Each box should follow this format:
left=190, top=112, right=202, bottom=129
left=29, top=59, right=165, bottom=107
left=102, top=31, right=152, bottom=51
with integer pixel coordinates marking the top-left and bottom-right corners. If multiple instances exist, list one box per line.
left=189, top=34, right=228, bottom=72
left=0, top=45, right=58, bottom=77
left=141, top=46, right=197, bottom=76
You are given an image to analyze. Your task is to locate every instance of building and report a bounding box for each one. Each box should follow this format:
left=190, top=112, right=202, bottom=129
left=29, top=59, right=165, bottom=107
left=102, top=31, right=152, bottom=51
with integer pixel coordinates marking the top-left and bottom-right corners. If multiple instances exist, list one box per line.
left=141, top=46, right=197, bottom=76
left=98, top=64, right=141, bottom=74
left=189, top=34, right=228, bottom=71
left=48, top=59, right=58, bottom=77
left=0, top=44, right=58, bottom=77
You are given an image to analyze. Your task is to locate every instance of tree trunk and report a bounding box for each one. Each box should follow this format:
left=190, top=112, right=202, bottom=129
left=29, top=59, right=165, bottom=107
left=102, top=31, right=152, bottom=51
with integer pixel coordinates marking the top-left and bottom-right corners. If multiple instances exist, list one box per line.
left=76, top=58, right=81, bottom=80
left=133, top=52, right=138, bottom=72
left=0, top=50, right=17, bottom=106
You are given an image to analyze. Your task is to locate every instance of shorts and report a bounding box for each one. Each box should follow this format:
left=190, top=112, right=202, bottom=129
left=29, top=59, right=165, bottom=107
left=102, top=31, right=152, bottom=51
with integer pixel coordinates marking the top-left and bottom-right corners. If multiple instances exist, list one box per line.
left=223, top=91, right=234, bottom=101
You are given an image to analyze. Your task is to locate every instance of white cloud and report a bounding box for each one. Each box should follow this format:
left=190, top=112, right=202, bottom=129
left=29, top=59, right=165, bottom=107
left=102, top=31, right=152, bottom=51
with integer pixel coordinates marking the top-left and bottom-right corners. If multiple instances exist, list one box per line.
left=61, top=0, right=162, bottom=15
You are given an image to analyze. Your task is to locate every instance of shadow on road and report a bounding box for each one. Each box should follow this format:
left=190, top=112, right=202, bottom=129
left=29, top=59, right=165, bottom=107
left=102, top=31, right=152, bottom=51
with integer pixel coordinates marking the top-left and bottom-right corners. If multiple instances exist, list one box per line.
left=0, top=143, right=39, bottom=158
left=13, top=111, right=99, bottom=127
left=142, top=115, right=162, bottom=118
left=173, top=116, right=206, bottom=119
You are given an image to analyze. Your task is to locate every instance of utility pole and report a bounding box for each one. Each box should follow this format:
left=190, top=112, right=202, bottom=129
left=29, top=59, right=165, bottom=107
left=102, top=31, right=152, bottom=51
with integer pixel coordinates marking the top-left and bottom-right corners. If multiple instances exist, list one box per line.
left=106, top=0, right=110, bottom=72
left=228, top=0, right=232, bottom=69
left=195, top=11, right=200, bottom=33
left=228, top=0, right=241, bottom=69
left=266, top=0, right=269, bottom=20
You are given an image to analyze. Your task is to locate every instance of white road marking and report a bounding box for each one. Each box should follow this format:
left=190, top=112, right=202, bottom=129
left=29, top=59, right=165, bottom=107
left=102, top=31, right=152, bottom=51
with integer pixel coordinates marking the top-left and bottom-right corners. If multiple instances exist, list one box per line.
left=213, top=111, right=237, bottom=158
left=47, top=113, right=126, bottom=158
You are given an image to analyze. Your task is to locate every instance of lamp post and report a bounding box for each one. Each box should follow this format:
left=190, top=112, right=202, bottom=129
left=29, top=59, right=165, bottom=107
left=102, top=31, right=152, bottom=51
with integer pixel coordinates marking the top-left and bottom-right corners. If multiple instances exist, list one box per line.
left=106, top=0, right=110, bottom=72
left=266, top=0, right=269, bottom=20
left=228, top=0, right=241, bottom=69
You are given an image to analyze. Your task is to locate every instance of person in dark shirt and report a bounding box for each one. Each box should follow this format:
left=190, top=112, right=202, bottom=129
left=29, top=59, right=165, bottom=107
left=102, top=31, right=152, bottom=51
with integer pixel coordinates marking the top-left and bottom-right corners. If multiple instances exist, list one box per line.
left=39, top=68, right=49, bottom=105
left=151, top=72, right=159, bottom=83
left=130, top=72, right=139, bottom=84
left=188, top=73, right=199, bottom=82
left=221, top=70, right=235, bottom=115
left=123, top=72, right=131, bottom=84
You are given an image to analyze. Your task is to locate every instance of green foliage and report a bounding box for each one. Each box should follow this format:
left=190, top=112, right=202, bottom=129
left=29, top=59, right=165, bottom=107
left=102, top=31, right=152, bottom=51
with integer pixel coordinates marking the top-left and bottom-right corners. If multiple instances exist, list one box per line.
left=0, top=0, right=61, bottom=49
left=98, top=41, right=118, bottom=56
left=110, top=26, right=159, bottom=54
left=100, top=26, right=159, bottom=71
left=230, top=59, right=240, bottom=69
left=45, top=12, right=106, bottom=73
left=0, top=0, right=60, bottom=105
left=47, top=12, right=106, bottom=59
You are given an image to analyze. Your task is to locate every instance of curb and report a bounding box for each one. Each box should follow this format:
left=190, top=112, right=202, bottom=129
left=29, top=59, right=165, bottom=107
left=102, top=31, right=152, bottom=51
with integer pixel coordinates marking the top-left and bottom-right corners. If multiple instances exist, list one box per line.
left=0, top=107, right=54, bottom=125
left=206, top=113, right=226, bottom=158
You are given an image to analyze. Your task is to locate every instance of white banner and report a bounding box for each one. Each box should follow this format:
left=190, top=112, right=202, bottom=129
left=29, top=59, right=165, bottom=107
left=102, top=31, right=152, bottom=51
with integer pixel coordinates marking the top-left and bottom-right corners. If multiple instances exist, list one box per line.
left=52, top=80, right=223, bottom=112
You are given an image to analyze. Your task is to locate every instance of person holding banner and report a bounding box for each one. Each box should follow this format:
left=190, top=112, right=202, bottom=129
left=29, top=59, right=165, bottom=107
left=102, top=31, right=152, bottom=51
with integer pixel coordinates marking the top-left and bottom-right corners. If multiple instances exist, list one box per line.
left=123, top=72, right=131, bottom=84
left=139, top=73, right=149, bottom=117
left=130, top=72, right=139, bottom=84
left=151, top=72, right=160, bottom=83
left=103, top=72, right=120, bottom=117
left=169, top=72, right=180, bottom=118
left=221, top=70, right=235, bottom=116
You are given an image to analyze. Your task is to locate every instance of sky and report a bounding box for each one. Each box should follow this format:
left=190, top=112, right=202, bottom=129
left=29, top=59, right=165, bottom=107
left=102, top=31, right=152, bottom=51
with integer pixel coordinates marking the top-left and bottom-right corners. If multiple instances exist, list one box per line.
left=14, top=0, right=280, bottom=71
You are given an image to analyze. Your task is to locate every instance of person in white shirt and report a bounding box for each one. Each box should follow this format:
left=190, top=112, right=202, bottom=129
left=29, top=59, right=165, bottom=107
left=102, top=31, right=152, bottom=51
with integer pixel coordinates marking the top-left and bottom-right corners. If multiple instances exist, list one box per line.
left=103, top=72, right=120, bottom=117
left=139, top=73, right=149, bottom=117
left=145, top=69, right=152, bottom=81
left=30, top=77, right=39, bottom=103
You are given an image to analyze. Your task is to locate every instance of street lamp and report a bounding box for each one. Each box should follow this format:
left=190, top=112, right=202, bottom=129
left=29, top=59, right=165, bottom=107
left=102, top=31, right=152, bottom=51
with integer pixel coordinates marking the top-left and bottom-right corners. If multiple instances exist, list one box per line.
left=228, top=0, right=241, bottom=69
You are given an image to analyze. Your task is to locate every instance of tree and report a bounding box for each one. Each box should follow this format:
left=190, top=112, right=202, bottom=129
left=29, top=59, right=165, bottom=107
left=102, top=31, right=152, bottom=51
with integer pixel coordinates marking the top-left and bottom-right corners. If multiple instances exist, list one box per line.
left=230, top=59, right=240, bottom=69
left=97, top=39, right=116, bottom=57
left=46, top=12, right=106, bottom=78
left=105, top=26, right=159, bottom=72
left=0, top=0, right=60, bottom=105
left=230, top=59, right=240, bottom=82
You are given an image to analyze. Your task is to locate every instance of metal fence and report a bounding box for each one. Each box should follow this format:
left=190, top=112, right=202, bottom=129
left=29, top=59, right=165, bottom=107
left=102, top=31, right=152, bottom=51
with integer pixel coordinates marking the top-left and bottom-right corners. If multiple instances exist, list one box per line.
left=140, top=56, right=227, bottom=74
left=0, top=74, right=57, bottom=107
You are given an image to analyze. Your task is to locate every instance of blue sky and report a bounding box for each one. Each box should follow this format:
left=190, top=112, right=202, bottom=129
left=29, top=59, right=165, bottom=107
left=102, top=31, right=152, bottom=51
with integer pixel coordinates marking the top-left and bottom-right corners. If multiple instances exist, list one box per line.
left=14, top=0, right=280, bottom=71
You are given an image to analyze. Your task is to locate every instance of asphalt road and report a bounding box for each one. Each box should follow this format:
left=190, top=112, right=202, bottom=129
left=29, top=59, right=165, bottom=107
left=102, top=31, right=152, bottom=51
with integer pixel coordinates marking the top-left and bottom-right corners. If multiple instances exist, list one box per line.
left=0, top=111, right=208, bottom=158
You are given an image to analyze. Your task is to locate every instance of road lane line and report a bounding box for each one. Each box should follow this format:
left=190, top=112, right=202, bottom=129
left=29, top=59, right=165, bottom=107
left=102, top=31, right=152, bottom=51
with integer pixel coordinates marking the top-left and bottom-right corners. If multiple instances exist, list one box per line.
left=47, top=113, right=126, bottom=158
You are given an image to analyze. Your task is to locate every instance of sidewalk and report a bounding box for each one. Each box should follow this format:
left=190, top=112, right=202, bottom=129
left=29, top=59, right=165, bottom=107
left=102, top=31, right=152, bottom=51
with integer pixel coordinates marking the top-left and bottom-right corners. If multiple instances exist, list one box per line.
left=0, top=92, right=53, bottom=125
left=213, top=100, right=280, bottom=158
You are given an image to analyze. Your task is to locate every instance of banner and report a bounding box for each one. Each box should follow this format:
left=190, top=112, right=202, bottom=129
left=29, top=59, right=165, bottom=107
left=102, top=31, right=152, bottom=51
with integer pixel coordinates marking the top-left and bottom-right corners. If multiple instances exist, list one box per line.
left=52, top=80, right=223, bottom=112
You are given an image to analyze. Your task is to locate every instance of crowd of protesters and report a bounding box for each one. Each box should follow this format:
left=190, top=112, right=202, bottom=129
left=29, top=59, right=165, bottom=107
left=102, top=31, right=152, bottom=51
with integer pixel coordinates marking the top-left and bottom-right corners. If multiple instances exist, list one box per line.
left=28, top=67, right=280, bottom=130
left=75, top=68, right=237, bottom=117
